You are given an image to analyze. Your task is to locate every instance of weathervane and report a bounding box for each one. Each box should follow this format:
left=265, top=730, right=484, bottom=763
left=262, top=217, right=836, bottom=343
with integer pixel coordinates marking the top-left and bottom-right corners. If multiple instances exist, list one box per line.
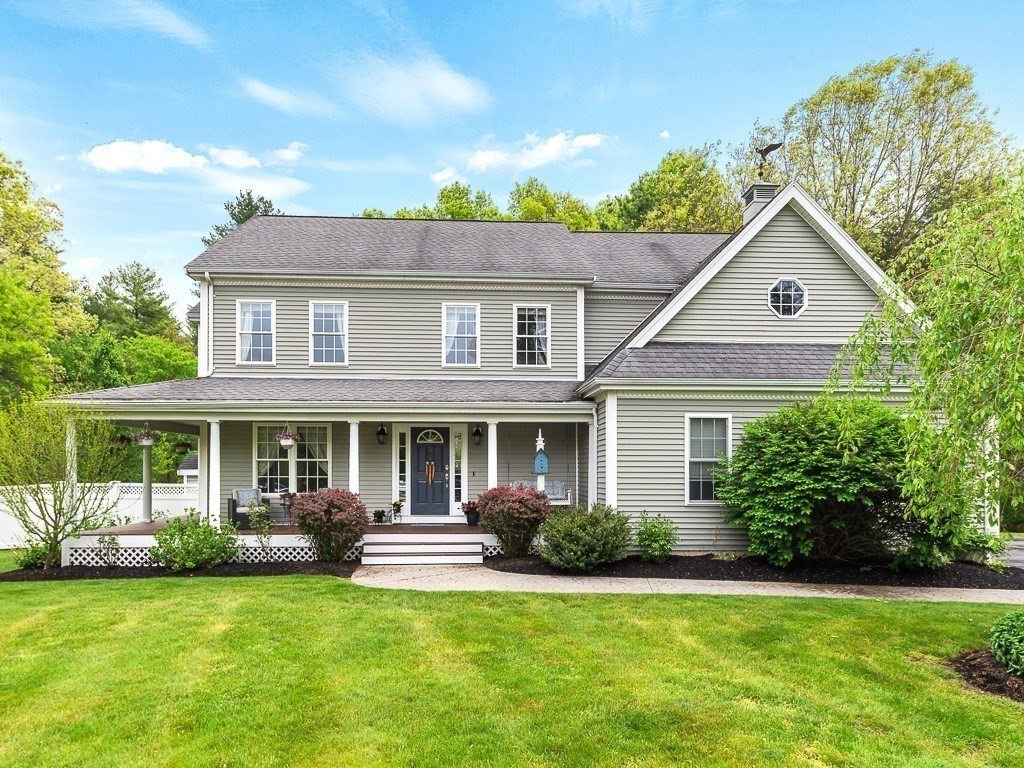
left=756, top=142, right=783, bottom=180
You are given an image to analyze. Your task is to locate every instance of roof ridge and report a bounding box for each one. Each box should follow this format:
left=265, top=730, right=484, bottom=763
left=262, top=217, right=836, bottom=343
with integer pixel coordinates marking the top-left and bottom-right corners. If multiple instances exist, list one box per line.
left=252, top=214, right=570, bottom=226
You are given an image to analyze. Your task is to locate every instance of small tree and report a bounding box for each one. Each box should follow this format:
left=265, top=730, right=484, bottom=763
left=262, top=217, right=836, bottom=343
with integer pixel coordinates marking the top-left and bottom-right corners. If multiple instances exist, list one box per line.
left=0, top=400, right=124, bottom=568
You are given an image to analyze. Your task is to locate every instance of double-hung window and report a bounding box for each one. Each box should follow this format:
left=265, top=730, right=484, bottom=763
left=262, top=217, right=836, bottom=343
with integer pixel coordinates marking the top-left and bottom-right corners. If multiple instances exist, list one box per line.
left=442, top=304, right=480, bottom=366
left=686, top=415, right=730, bottom=503
left=310, top=302, right=348, bottom=365
left=237, top=301, right=275, bottom=364
left=514, top=305, right=550, bottom=367
left=254, top=424, right=331, bottom=495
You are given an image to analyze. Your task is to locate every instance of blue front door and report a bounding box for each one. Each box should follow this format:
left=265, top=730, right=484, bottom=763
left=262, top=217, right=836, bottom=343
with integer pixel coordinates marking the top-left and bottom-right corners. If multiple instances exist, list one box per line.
left=412, top=427, right=450, bottom=516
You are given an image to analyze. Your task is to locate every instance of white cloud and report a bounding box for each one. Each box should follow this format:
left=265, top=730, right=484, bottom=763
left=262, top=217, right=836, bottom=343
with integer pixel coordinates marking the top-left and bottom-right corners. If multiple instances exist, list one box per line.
left=467, top=132, right=606, bottom=174
left=81, top=139, right=310, bottom=200
left=82, top=140, right=209, bottom=174
left=429, top=166, right=464, bottom=185
left=336, top=51, right=490, bottom=125
left=239, top=78, right=336, bottom=116
left=76, top=256, right=104, bottom=272
left=660, top=129, right=671, bottom=139
left=323, top=156, right=418, bottom=174
left=206, top=146, right=261, bottom=169
left=268, top=141, right=309, bottom=164
left=557, top=0, right=668, bottom=30
left=12, top=0, right=211, bottom=49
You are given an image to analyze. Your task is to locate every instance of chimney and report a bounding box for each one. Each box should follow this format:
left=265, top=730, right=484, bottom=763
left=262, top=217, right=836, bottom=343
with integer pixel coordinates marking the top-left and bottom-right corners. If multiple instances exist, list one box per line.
left=742, top=182, right=781, bottom=224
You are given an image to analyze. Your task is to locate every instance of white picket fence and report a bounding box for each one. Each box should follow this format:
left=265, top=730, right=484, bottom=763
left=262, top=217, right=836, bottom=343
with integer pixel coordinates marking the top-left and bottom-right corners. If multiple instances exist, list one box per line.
left=0, top=482, right=199, bottom=549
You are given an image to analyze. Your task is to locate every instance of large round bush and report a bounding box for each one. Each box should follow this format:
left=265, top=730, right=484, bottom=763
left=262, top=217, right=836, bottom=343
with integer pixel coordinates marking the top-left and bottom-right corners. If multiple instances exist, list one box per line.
left=717, top=397, right=935, bottom=568
left=478, top=485, right=551, bottom=557
left=293, top=489, right=370, bottom=562
left=537, top=504, right=632, bottom=573
left=150, top=515, right=239, bottom=571
left=991, top=611, right=1024, bottom=676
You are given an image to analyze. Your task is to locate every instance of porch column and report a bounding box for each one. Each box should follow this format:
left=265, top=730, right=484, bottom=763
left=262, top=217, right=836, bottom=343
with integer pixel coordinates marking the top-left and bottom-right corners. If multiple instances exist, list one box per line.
left=588, top=411, right=598, bottom=505
left=208, top=419, right=221, bottom=524
left=487, top=420, right=498, bottom=489
left=349, top=420, right=360, bottom=495
left=605, top=394, right=618, bottom=507
left=197, top=421, right=208, bottom=518
left=141, top=441, right=153, bottom=523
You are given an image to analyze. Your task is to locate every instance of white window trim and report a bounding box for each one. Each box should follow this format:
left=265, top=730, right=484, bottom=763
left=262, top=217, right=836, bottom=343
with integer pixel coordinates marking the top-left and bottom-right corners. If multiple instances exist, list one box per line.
left=684, top=413, right=732, bottom=506
left=308, top=300, right=350, bottom=367
left=766, top=276, right=809, bottom=319
left=235, top=299, right=277, bottom=366
left=252, top=422, right=333, bottom=498
left=512, top=303, right=552, bottom=369
left=441, top=302, right=482, bottom=368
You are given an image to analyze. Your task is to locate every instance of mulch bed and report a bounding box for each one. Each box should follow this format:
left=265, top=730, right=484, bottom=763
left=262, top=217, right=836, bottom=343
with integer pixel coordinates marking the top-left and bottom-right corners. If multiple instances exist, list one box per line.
left=485, top=554, right=1024, bottom=590
left=0, top=561, right=356, bottom=582
left=949, top=649, right=1024, bottom=703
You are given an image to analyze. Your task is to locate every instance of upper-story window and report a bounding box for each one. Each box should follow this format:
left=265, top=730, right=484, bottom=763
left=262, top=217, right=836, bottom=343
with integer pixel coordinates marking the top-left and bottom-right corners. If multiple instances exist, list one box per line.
left=768, top=278, right=807, bottom=318
left=237, top=301, right=275, bottom=364
left=514, top=305, right=550, bottom=367
left=442, top=303, right=480, bottom=367
left=309, top=302, right=348, bottom=365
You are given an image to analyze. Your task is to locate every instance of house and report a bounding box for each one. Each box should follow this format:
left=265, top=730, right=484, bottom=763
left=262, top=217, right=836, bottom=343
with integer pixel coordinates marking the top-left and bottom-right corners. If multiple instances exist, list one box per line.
left=63, top=182, right=903, bottom=565
left=176, top=452, right=199, bottom=486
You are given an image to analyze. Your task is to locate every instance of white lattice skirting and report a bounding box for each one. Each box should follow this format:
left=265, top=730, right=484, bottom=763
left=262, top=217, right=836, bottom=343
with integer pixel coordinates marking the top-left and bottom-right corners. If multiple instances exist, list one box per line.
left=67, top=544, right=363, bottom=568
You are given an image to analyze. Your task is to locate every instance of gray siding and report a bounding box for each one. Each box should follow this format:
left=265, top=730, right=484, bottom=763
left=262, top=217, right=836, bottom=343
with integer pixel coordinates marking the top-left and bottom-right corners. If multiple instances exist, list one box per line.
left=616, top=395, right=806, bottom=550
left=494, top=423, right=581, bottom=501
left=212, top=282, right=579, bottom=378
left=583, top=292, right=666, bottom=363
left=653, top=205, right=880, bottom=342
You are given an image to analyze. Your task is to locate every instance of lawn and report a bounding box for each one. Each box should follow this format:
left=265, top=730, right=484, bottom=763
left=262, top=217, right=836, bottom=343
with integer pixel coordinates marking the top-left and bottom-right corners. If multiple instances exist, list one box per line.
left=0, top=558, right=1021, bottom=767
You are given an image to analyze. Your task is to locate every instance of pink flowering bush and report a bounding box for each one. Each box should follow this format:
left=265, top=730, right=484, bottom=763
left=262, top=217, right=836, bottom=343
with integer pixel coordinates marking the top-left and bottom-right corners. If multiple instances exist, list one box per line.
left=293, top=489, right=370, bottom=562
left=478, top=485, right=552, bottom=557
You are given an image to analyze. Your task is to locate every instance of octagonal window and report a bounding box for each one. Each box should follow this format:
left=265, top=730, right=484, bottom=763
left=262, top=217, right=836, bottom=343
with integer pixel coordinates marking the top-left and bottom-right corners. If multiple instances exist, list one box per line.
left=768, top=278, right=807, bottom=318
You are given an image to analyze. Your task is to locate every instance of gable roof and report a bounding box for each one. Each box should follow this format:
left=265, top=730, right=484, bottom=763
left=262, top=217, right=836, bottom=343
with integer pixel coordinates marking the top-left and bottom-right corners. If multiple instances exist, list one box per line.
left=185, top=216, right=728, bottom=286
left=627, top=183, right=902, bottom=348
left=177, top=452, right=198, bottom=474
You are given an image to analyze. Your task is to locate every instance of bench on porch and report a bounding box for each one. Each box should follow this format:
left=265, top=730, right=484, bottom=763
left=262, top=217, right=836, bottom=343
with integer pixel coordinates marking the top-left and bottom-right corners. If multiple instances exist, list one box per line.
left=510, top=480, right=573, bottom=505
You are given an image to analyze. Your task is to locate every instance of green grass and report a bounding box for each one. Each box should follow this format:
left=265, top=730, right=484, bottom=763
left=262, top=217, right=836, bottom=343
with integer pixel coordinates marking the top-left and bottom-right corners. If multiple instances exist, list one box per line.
left=0, top=572, right=1021, bottom=767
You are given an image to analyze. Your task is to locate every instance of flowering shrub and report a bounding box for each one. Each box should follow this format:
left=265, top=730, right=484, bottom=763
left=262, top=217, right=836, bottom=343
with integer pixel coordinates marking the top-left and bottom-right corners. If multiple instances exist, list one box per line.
left=293, top=488, right=370, bottom=562
left=478, top=485, right=551, bottom=557
left=537, top=504, right=632, bottom=573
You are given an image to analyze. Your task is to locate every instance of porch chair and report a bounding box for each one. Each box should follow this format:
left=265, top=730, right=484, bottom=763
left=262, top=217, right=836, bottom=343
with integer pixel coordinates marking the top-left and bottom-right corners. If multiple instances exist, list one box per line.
left=510, top=479, right=572, bottom=505
left=227, top=488, right=262, bottom=526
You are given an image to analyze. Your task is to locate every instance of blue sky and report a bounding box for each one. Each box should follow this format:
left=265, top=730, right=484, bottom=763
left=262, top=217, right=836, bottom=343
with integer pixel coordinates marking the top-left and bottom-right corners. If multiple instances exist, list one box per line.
left=2, top=0, right=1023, bottom=317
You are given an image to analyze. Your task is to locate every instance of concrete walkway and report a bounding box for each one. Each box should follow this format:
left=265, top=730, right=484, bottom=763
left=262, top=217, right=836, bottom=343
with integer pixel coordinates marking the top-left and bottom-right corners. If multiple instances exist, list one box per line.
left=352, top=564, right=1024, bottom=604
left=1009, top=539, right=1024, bottom=570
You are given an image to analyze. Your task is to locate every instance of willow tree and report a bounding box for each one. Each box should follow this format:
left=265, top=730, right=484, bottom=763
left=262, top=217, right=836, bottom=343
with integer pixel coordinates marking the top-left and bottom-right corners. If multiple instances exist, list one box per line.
left=840, top=173, right=1024, bottom=546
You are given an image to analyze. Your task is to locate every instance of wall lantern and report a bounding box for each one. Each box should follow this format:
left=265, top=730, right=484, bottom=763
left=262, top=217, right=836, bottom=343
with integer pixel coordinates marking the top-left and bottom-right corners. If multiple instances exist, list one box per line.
left=376, top=423, right=389, bottom=445
left=472, top=425, right=483, bottom=446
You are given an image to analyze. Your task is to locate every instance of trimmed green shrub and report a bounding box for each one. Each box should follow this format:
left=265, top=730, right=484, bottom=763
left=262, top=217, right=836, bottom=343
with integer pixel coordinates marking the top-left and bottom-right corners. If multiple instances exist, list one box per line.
left=990, top=611, right=1024, bottom=676
left=150, top=514, right=239, bottom=571
left=717, top=396, right=949, bottom=568
left=478, top=485, right=551, bottom=557
left=636, top=513, right=678, bottom=562
left=13, top=541, right=48, bottom=569
left=293, top=488, right=369, bottom=562
left=537, top=504, right=632, bottom=573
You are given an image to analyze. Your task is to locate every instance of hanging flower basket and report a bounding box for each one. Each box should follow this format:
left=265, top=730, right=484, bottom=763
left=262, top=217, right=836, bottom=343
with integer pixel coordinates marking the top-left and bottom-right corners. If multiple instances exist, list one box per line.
left=172, top=440, right=192, bottom=455
left=131, top=429, right=159, bottom=447
left=276, top=431, right=301, bottom=450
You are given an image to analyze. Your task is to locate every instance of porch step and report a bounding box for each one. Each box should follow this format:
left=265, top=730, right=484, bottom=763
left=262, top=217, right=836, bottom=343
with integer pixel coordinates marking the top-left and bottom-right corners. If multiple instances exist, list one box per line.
left=360, top=540, right=484, bottom=566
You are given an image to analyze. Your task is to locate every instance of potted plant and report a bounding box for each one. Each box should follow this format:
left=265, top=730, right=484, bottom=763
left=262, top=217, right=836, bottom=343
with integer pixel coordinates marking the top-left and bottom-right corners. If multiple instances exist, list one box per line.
left=275, top=430, right=300, bottom=450
left=172, top=440, right=192, bottom=455
left=463, top=500, right=480, bottom=526
left=373, top=509, right=387, bottom=524
left=131, top=428, right=159, bottom=447
left=391, top=499, right=404, bottom=524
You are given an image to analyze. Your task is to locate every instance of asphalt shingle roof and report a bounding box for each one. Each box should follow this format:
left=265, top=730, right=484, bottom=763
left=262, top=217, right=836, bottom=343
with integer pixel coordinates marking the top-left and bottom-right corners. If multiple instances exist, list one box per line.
left=185, top=216, right=729, bottom=285
left=69, top=377, right=584, bottom=403
left=592, top=342, right=850, bottom=380
left=177, top=452, right=198, bottom=472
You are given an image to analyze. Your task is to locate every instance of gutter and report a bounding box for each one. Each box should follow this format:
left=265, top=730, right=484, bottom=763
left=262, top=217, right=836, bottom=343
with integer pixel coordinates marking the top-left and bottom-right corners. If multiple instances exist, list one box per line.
left=576, top=377, right=913, bottom=398
left=183, top=267, right=597, bottom=285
